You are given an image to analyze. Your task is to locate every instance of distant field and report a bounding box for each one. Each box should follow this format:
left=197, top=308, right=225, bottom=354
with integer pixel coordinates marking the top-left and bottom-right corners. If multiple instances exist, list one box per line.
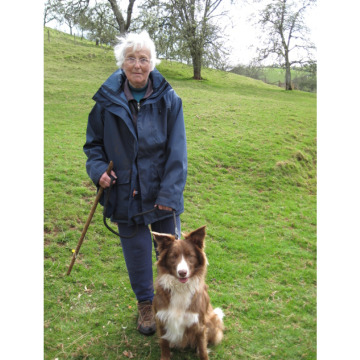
left=230, top=65, right=316, bottom=92
left=260, top=67, right=310, bottom=84
left=44, top=28, right=316, bottom=360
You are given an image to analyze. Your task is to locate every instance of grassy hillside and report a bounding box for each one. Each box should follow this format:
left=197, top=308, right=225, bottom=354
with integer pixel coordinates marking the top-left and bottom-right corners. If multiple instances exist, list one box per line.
left=230, top=65, right=316, bottom=92
left=260, top=67, right=308, bottom=83
left=44, top=27, right=316, bottom=359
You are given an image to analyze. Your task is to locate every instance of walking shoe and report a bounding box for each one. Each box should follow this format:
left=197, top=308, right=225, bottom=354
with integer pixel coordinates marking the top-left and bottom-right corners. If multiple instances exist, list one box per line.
left=137, top=300, right=156, bottom=335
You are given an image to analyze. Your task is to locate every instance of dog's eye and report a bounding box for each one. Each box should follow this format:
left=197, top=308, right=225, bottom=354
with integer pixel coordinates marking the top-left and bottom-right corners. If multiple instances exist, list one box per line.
left=187, top=254, right=197, bottom=263
left=171, top=252, right=179, bottom=260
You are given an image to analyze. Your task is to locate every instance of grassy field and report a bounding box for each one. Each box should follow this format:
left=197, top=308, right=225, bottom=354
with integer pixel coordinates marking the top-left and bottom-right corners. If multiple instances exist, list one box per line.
left=257, top=67, right=316, bottom=93
left=44, top=27, right=316, bottom=359
left=259, top=67, right=308, bottom=84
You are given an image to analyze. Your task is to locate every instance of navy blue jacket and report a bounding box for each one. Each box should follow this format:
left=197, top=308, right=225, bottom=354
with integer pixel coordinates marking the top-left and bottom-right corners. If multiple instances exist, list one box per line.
left=83, top=68, right=187, bottom=225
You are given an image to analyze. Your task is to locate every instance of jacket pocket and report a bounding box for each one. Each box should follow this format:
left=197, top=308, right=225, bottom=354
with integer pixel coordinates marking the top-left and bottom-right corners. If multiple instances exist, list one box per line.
left=149, top=104, right=168, bottom=145
left=149, top=166, right=164, bottom=199
left=112, top=169, right=131, bottom=221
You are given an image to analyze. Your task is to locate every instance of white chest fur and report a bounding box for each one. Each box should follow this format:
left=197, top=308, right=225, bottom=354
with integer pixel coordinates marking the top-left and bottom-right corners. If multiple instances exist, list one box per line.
left=156, top=274, right=201, bottom=345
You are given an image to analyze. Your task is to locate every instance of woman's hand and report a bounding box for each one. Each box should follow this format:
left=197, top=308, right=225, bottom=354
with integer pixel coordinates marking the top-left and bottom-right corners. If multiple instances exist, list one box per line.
left=99, top=170, right=117, bottom=188
left=155, top=204, right=173, bottom=211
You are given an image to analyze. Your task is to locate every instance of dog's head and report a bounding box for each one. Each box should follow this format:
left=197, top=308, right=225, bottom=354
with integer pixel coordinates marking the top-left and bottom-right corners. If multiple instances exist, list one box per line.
left=152, top=225, right=207, bottom=283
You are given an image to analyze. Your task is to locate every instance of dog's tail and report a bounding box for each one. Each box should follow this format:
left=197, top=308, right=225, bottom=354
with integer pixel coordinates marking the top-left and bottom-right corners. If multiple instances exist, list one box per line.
left=214, top=307, right=225, bottom=321
left=208, top=307, right=224, bottom=345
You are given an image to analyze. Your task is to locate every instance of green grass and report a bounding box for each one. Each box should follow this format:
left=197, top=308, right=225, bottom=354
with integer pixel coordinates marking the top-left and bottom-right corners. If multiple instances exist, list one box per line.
left=44, top=27, right=316, bottom=359
left=259, top=67, right=311, bottom=84
left=260, top=67, right=316, bottom=93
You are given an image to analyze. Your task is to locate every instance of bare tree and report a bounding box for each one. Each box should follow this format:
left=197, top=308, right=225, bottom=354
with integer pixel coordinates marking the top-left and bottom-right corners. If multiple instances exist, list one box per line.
left=173, top=0, right=229, bottom=79
left=49, top=0, right=90, bottom=35
left=256, top=0, right=316, bottom=90
left=137, top=0, right=229, bottom=80
left=81, top=2, right=118, bottom=45
left=107, top=0, right=136, bottom=35
left=44, top=0, right=62, bottom=26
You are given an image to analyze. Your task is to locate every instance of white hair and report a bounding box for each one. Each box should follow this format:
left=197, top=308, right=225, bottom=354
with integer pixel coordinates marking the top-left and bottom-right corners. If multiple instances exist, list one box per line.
left=114, top=30, right=160, bottom=71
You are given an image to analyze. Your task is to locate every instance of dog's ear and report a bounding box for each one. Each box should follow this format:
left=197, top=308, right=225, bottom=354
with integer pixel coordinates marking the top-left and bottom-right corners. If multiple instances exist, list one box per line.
left=152, top=232, right=176, bottom=253
left=184, top=225, right=206, bottom=249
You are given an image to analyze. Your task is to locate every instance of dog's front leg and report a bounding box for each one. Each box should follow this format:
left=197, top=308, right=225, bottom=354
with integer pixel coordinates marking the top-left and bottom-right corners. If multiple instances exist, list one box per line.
left=196, top=330, right=209, bottom=360
left=158, top=325, right=171, bottom=360
left=159, top=339, right=171, bottom=360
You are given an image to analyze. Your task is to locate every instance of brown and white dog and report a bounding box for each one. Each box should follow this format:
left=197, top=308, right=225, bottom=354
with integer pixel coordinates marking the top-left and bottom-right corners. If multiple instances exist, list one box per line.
left=152, top=226, right=224, bottom=360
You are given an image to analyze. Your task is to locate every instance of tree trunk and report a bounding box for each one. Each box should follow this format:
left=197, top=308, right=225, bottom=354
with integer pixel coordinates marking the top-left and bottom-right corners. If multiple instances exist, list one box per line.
left=193, top=60, right=202, bottom=80
left=285, top=66, right=292, bottom=90
left=191, top=50, right=202, bottom=80
left=284, top=52, right=292, bottom=90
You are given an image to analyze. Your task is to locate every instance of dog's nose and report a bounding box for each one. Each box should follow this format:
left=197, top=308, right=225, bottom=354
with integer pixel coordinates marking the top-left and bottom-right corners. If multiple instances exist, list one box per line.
left=178, top=270, right=187, bottom=278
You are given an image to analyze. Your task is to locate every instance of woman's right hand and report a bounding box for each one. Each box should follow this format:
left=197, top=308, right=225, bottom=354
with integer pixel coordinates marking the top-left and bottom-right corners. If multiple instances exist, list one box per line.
left=99, top=170, right=117, bottom=189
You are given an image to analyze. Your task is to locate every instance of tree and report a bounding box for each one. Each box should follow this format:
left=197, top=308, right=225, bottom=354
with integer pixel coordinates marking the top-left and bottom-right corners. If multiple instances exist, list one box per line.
left=48, top=0, right=89, bottom=35
left=131, top=2, right=185, bottom=62
left=64, top=0, right=90, bottom=35
left=255, top=0, right=316, bottom=90
left=80, top=2, right=118, bottom=45
left=44, top=0, right=62, bottom=27
left=107, top=0, right=136, bottom=35
left=137, top=0, right=229, bottom=80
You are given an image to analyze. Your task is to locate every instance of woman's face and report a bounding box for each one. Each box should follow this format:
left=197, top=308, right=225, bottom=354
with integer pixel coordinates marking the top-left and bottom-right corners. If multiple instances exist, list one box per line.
left=122, top=47, right=151, bottom=88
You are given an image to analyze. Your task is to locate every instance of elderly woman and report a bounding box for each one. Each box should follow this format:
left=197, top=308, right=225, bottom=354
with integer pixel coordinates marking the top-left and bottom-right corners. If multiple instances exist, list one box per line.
left=83, top=31, right=187, bottom=335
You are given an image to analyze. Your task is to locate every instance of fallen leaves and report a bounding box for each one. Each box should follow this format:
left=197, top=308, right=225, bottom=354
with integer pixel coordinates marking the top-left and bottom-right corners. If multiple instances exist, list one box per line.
left=123, top=350, right=134, bottom=358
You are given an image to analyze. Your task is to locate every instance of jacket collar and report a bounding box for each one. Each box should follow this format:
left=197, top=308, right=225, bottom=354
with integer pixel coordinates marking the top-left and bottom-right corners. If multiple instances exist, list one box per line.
left=124, top=78, right=153, bottom=102
left=95, top=68, right=167, bottom=102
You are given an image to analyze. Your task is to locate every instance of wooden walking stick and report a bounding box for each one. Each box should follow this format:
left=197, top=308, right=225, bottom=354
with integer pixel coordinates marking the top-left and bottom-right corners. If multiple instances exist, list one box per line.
left=67, top=161, right=113, bottom=275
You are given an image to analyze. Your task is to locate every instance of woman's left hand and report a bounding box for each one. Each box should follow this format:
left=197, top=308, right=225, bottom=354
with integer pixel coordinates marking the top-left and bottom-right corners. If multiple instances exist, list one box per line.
left=155, top=204, right=173, bottom=211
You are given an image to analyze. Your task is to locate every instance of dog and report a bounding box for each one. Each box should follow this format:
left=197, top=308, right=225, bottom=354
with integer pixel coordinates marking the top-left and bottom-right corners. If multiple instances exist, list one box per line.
left=152, top=226, right=224, bottom=360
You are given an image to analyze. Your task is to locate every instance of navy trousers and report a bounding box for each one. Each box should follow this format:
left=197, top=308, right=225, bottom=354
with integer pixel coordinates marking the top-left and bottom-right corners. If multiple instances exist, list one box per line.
left=118, top=215, right=181, bottom=303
